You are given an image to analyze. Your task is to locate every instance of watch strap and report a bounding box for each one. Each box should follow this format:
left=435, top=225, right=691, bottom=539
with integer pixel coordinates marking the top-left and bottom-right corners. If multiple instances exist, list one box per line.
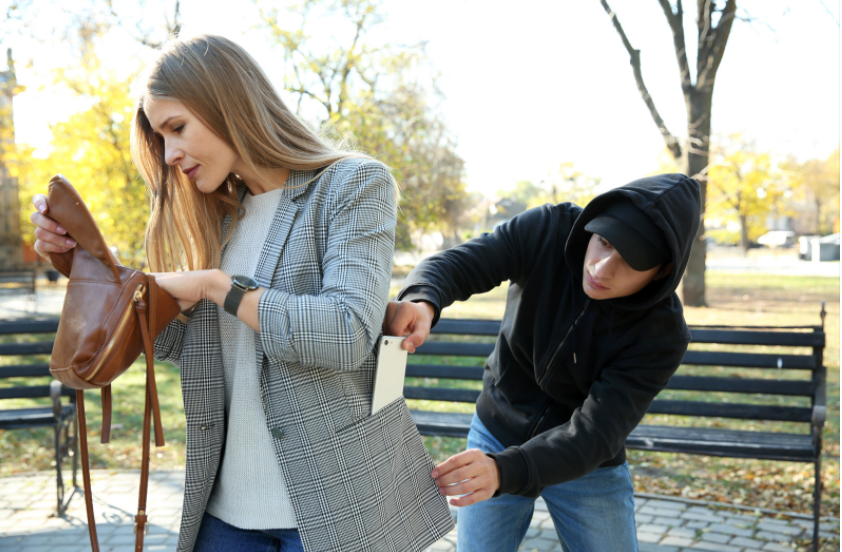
left=224, top=285, right=247, bottom=317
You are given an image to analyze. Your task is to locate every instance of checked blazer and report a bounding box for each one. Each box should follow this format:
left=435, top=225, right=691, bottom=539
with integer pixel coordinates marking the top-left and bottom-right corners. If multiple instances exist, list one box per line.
left=153, top=158, right=454, bottom=552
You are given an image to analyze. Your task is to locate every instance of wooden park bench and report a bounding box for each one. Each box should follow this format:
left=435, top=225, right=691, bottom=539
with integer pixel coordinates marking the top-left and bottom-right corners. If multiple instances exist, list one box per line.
left=405, top=304, right=827, bottom=550
left=0, top=267, right=37, bottom=301
left=0, top=318, right=77, bottom=515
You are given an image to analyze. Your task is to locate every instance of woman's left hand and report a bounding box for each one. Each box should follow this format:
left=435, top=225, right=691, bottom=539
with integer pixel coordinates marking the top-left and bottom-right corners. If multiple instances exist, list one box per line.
left=431, top=449, right=501, bottom=507
left=149, top=269, right=231, bottom=312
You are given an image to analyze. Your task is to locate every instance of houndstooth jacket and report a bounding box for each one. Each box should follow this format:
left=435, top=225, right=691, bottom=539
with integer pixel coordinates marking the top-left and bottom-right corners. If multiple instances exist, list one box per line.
left=153, top=158, right=454, bottom=552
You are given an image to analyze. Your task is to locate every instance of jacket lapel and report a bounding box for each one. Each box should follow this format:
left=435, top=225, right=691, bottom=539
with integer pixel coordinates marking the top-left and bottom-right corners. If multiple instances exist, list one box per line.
left=251, top=169, right=318, bottom=289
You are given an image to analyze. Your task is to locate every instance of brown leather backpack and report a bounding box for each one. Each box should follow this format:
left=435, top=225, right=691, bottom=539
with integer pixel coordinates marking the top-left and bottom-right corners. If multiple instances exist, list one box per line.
left=46, top=174, right=181, bottom=552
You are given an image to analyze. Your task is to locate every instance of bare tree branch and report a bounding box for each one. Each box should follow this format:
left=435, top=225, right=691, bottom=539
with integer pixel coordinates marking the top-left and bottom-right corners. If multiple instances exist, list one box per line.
left=337, top=10, right=367, bottom=116
left=119, top=0, right=181, bottom=49
left=599, top=0, right=682, bottom=159
left=820, top=0, right=839, bottom=27
left=657, top=0, right=692, bottom=91
left=697, top=0, right=737, bottom=90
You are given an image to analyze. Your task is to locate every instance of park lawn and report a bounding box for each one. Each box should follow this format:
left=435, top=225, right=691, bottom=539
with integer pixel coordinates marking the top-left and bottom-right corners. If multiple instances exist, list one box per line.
left=0, top=271, right=838, bottom=523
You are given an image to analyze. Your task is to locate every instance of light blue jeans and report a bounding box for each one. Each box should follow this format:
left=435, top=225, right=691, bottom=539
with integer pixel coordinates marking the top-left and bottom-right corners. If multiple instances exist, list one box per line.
left=457, top=414, right=638, bottom=552
left=194, top=512, right=304, bottom=552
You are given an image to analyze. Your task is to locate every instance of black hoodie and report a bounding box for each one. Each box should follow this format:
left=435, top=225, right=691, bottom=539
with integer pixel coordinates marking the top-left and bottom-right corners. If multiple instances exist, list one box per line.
left=398, top=174, right=701, bottom=498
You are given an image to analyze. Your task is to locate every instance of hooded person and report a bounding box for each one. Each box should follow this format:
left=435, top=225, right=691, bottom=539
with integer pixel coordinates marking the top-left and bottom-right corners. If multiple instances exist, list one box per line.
left=384, top=174, right=702, bottom=552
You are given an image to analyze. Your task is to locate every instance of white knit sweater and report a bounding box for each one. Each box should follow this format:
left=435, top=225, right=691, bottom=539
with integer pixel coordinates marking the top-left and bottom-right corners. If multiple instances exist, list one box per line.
left=205, top=187, right=297, bottom=529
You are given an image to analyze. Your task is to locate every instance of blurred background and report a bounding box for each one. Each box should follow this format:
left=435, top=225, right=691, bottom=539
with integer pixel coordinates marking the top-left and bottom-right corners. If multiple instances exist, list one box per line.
left=0, top=0, right=839, bottom=535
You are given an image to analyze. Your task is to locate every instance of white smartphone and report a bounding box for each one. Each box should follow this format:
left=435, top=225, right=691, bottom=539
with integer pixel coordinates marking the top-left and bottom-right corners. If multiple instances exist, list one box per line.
left=371, top=336, right=408, bottom=415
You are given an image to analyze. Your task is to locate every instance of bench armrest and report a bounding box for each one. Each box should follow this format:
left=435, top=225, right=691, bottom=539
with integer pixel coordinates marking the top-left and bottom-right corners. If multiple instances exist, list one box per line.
left=49, top=380, right=63, bottom=418
left=811, top=405, right=827, bottom=429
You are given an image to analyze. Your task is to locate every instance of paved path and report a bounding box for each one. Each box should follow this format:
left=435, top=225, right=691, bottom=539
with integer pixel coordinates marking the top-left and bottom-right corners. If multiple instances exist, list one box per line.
left=0, top=471, right=837, bottom=551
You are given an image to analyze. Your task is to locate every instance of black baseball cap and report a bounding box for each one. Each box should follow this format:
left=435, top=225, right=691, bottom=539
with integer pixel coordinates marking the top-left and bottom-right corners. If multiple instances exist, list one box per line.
left=584, top=201, right=670, bottom=271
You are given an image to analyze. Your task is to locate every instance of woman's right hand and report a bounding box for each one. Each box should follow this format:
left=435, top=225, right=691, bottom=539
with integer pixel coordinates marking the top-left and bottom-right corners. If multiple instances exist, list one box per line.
left=30, top=193, right=77, bottom=258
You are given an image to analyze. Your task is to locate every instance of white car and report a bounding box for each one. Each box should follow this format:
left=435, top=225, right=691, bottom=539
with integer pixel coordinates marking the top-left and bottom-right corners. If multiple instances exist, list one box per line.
left=757, top=230, right=796, bottom=247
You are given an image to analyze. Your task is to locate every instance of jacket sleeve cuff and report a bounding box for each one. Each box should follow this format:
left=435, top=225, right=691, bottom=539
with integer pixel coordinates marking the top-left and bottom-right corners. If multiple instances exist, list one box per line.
left=397, top=285, right=442, bottom=327
left=487, top=447, right=530, bottom=497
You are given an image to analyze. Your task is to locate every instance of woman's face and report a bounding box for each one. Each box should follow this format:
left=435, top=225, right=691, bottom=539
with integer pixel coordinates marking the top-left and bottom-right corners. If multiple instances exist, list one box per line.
left=582, top=233, right=671, bottom=300
left=144, top=96, right=239, bottom=194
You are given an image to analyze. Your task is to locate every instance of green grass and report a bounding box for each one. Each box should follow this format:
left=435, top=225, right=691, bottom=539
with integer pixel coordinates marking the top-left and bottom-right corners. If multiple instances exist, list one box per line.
left=1, top=271, right=838, bottom=522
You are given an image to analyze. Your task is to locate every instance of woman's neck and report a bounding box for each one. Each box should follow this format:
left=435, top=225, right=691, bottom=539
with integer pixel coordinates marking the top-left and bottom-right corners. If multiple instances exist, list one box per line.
left=236, top=163, right=291, bottom=195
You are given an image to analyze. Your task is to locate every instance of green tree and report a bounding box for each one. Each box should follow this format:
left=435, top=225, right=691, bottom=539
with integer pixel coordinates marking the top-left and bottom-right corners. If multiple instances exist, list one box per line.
left=502, top=163, right=601, bottom=213
left=258, top=0, right=469, bottom=250
left=14, top=21, right=148, bottom=267
left=706, top=136, right=785, bottom=252
left=785, top=148, right=840, bottom=236
left=548, top=162, right=601, bottom=207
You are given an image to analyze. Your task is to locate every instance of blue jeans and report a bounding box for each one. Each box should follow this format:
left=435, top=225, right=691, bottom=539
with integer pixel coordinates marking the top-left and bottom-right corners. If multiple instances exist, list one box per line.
left=457, top=414, right=638, bottom=552
left=194, top=512, right=304, bottom=552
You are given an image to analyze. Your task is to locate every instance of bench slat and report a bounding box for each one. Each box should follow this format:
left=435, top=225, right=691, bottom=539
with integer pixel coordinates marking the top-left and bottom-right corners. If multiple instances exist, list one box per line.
left=0, top=405, right=76, bottom=430
left=0, top=342, right=54, bottom=356
left=682, top=350, right=816, bottom=370
left=627, top=425, right=816, bottom=461
left=0, top=364, right=52, bottom=378
left=410, top=410, right=473, bottom=438
left=0, top=385, right=75, bottom=400
left=647, top=400, right=812, bottom=422
left=404, top=387, right=481, bottom=403
left=431, top=319, right=500, bottom=336
left=427, top=320, right=824, bottom=348
left=0, top=319, right=59, bottom=335
left=689, top=329, right=824, bottom=347
left=408, top=411, right=818, bottom=461
left=414, top=342, right=495, bottom=357
left=666, top=375, right=814, bottom=396
left=406, top=364, right=484, bottom=381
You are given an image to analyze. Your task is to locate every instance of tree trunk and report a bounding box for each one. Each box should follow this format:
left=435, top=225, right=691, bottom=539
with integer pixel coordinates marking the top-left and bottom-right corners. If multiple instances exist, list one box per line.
left=680, top=89, right=712, bottom=307
left=739, top=212, right=749, bottom=254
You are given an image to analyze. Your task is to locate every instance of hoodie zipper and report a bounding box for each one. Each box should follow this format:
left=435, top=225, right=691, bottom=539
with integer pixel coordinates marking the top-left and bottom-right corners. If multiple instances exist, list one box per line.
left=537, top=298, right=591, bottom=389
left=528, top=298, right=591, bottom=439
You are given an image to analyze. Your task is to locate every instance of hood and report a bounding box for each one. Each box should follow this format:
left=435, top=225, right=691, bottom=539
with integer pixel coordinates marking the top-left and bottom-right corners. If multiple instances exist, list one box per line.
left=565, top=174, right=702, bottom=310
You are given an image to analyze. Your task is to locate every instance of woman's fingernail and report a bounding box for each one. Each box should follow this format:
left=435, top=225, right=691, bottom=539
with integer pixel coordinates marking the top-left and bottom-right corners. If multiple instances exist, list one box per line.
left=37, top=204, right=46, bottom=213
left=56, top=226, right=66, bottom=235
left=432, top=470, right=438, bottom=478
left=66, top=239, right=76, bottom=247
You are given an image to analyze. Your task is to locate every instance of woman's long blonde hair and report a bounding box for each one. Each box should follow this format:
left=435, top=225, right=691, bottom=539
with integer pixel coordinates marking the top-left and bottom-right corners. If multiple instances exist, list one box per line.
left=131, top=34, right=367, bottom=272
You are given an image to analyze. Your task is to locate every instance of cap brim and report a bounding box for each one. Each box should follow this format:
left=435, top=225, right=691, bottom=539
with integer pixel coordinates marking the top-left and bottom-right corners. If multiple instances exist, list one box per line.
left=585, top=215, right=666, bottom=271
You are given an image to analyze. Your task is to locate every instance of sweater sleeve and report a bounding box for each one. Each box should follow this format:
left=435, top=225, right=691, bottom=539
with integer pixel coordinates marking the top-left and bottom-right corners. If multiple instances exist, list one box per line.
left=489, top=338, right=689, bottom=498
left=398, top=204, right=571, bottom=324
left=257, top=160, right=396, bottom=372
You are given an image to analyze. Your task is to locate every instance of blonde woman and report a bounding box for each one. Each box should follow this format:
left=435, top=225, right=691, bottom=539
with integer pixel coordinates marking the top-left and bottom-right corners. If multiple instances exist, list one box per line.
left=30, top=34, right=454, bottom=552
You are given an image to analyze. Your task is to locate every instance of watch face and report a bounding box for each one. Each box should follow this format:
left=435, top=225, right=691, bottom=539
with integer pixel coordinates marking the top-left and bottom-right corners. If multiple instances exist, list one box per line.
left=232, top=275, right=259, bottom=290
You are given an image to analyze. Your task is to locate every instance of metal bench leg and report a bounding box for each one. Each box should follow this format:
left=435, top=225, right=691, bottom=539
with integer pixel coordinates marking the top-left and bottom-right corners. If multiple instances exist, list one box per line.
left=812, top=453, right=822, bottom=552
left=72, top=410, right=79, bottom=488
left=54, top=422, right=66, bottom=516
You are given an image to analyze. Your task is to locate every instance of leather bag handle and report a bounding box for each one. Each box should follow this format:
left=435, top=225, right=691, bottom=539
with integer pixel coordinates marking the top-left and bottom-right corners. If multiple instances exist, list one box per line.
left=78, top=287, right=163, bottom=552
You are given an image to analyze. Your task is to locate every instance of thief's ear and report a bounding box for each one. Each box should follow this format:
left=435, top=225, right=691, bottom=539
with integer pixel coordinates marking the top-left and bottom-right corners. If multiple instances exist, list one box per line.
left=654, top=262, right=673, bottom=281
